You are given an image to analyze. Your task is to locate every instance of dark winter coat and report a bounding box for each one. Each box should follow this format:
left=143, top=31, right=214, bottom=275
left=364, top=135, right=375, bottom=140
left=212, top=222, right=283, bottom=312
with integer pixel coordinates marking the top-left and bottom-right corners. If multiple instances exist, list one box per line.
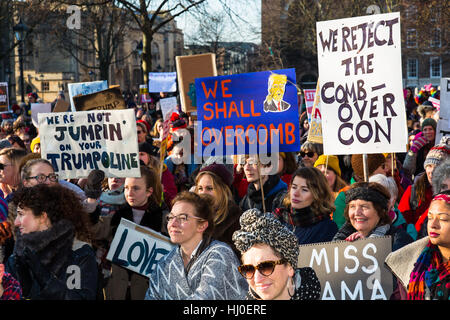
left=272, top=192, right=338, bottom=245
left=239, top=175, right=287, bottom=213
left=5, top=220, right=98, bottom=300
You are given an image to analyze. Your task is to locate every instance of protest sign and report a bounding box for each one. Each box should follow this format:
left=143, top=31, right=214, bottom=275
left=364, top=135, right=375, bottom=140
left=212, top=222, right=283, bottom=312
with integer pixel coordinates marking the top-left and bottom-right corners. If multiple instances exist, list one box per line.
left=68, top=80, right=108, bottom=111
left=53, top=99, right=70, bottom=113
left=304, top=89, right=316, bottom=123
left=148, top=72, right=177, bottom=93
left=73, top=86, right=126, bottom=112
left=307, top=81, right=323, bottom=144
left=176, top=53, right=217, bottom=113
left=31, top=103, right=52, bottom=128
left=107, top=218, right=174, bottom=278
left=0, top=82, right=9, bottom=113
left=38, top=109, right=140, bottom=179
left=139, top=84, right=153, bottom=103
left=196, top=68, right=300, bottom=157
left=297, top=237, right=393, bottom=300
left=317, top=12, right=407, bottom=155
left=159, top=97, right=178, bottom=120
left=435, top=77, right=450, bottom=144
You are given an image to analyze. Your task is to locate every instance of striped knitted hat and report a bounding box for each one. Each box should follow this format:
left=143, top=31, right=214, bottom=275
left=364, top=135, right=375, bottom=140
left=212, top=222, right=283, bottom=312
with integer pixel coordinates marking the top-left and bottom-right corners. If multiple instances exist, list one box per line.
left=424, top=143, right=450, bottom=169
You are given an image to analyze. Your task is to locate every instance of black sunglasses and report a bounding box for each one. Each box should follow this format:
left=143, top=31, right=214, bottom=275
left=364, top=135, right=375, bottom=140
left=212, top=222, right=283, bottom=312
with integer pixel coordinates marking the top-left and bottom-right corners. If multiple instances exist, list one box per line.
left=300, top=151, right=315, bottom=158
left=238, top=259, right=286, bottom=279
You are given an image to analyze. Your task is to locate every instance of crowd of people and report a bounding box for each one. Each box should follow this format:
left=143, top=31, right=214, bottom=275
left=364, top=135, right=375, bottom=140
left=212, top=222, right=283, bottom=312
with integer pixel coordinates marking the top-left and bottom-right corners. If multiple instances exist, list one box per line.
left=0, top=83, right=448, bottom=301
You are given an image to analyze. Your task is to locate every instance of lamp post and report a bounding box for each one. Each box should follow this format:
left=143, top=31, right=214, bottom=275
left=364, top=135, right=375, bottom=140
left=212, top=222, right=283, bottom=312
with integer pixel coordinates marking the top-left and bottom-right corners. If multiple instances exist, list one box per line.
left=136, top=40, right=143, bottom=85
left=13, top=19, right=29, bottom=103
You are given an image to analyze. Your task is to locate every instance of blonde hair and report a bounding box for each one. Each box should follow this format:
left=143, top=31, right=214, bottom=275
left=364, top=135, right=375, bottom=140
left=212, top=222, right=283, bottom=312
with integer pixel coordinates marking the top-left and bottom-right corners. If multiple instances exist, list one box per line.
left=194, top=171, right=232, bottom=226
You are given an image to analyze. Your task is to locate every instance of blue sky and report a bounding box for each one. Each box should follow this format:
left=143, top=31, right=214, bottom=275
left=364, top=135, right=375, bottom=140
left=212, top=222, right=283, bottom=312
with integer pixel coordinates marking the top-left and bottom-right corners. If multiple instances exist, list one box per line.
left=174, top=0, right=261, bottom=44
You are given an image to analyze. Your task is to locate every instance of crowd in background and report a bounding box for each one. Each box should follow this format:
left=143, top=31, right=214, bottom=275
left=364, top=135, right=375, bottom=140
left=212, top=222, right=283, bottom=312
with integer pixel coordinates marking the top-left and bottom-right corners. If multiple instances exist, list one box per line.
left=0, top=82, right=448, bottom=301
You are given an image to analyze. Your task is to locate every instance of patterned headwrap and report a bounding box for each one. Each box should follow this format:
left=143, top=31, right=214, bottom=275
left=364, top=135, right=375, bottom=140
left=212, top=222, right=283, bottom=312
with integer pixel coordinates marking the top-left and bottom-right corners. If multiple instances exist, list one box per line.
left=232, top=208, right=299, bottom=268
left=432, top=193, right=450, bottom=204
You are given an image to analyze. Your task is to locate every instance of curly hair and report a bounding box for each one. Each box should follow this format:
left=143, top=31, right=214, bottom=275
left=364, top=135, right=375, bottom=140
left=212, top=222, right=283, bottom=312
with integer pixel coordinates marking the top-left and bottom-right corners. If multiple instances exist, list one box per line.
left=283, top=167, right=335, bottom=217
left=11, top=184, right=92, bottom=243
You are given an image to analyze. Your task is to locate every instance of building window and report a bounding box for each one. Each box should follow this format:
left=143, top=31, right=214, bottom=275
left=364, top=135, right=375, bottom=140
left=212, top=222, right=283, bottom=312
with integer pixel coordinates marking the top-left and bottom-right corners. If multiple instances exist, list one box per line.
left=406, top=29, right=417, bottom=48
left=430, top=29, right=441, bottom=47
left=430, top=57, right=441, bottom=78
left=41, top=81, right=49, bottom=92
left=407, top=58, right=418, bottom=79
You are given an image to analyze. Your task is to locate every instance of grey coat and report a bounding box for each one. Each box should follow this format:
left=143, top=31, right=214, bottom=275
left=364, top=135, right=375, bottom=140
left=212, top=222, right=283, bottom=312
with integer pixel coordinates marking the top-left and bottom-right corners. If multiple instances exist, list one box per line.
left=384, top=237, right=430, bottom=299
left=145, top=239, right=248, bottom=300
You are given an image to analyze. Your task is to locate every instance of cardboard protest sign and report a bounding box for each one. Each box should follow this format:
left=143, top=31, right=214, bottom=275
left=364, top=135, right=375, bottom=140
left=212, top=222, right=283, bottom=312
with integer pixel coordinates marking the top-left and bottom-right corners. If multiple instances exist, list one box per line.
left=53, top=99, right=70, bottom=113
left=159, top=97, right=178, bottom=120
left=297, top=237, right=393, bottom=300
left=38, top=109, right=140, bottom=179
left=317, top=12, right=407, bottom=155
left=196, top=68, right=300, bottom=157
left=148, top=72, right=177, bottom=93
left=31, top=103, right=52, bottom=128
left=304, top=89, right=316, bottom=123
left=0, top=82, right=9, bottom=113
left=107, top=218, right=174, bottom=278
left=176, top=53, right=217, bottom=113
left=68, top=80, right=108, bottom=111
left=435, top=78, right=450, bottom=144
left=73, top=86, right=126, bottom=112
left=307, top=82, right=323, bottom=144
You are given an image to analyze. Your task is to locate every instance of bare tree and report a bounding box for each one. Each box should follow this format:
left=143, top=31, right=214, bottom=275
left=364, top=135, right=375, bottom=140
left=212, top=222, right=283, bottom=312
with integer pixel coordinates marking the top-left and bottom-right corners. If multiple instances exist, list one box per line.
left=46, top=0, right=133, bottom=81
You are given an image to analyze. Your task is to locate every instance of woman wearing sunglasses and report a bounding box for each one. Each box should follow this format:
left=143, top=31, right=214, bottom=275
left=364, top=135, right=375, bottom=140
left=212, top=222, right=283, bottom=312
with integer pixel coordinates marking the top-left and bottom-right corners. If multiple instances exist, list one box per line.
left=145, top=191, right=248, bottom=300
left=233, top=208, right=320, bottom=300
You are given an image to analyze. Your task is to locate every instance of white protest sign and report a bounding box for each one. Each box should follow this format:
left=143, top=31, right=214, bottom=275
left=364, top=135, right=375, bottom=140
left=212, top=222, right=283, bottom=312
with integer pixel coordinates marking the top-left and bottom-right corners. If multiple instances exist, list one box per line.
left=38, top=109, right=140, bottom=179
left=435, top=78, right=450, bottom=144
left=68, top=80, right=108, bottom=111
left=317, top=12, right=407, bottom=155
left=31, top=103, right=52, bottom=128
left=159, top=97, right=178, bottom=120
left=304, top=89, right=316, bottom=123
left=107, top=218, right=175, bottom=278
left=148, top=72, right=177, bottom=93
left=298, top=237, right=393, bottom=300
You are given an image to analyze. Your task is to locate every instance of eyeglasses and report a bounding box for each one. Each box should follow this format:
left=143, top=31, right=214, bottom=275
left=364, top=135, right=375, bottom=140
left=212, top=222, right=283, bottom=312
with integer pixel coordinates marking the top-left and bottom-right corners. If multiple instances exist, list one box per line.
left=137, top=130, right=143, bottom=134
left=25, top=173, right=59, bottom=183
left=0, top=163, right=13, bottom=170
left=166, top=213, right=205, bottom=224
left=238, top=259, right=286, bottom=279
left=300, top=151, right=315, bottom=158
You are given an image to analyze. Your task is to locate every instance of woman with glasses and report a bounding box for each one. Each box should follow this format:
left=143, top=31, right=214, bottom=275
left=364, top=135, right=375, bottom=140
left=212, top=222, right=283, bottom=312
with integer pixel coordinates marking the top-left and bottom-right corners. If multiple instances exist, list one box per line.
left=298, top=141, right=323, bottom=167
left=4, top=184, right=98, bottom=299
left=232, top=208, right=320, bottom=300
left=145, top=191, right=248, bottom=300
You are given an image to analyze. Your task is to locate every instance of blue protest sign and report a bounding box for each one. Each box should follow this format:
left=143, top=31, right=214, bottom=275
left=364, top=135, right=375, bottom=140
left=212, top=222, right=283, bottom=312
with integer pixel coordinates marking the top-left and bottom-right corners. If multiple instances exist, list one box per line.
left=148, top=72, right=177, bottom=93
left=68, top=80, right=108, bottom=112
left=196, top=68, right=300, bottom=157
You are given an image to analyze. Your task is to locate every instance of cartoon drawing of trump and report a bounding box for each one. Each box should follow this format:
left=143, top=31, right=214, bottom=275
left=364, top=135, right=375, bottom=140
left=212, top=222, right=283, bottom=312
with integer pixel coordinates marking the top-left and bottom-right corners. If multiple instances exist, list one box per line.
left=263, top=73, right=291, bottom=113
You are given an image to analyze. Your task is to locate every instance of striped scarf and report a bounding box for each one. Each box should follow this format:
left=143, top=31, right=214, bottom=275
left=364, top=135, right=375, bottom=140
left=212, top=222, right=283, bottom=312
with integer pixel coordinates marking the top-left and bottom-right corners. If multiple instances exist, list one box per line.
left=407, top=240, right=450, bottom=300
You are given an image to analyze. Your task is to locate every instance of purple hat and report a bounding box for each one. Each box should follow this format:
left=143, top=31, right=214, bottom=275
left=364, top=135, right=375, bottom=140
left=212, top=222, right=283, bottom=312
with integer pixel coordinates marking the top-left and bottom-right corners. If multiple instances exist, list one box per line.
left=199, top=163, right=233, bottom=187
